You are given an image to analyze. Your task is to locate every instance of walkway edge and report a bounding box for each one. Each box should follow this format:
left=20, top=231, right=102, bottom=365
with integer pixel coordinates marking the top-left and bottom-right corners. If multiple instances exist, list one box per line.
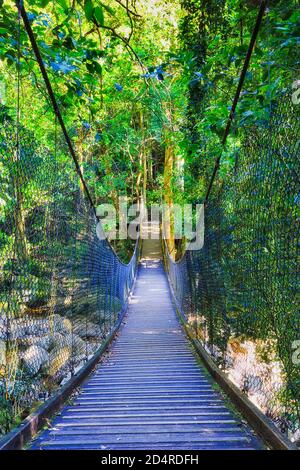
left=0, top=269, right=139, bottom=451
left=165, top=268, right=297, bottom=451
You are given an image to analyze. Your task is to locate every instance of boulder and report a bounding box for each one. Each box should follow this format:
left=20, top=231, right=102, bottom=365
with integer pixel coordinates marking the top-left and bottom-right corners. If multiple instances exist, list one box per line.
left=12, top=315, right=72, bottom=340
left=35, top=336, right=52, bottom=351
left=52, top=315, right=72, bottom=335
left=26, top=319, right=49, bottom=336
left=9, top=319, right=29, bottom=340
left=55, top=333, right=86, bottom=357
left=61, top=318, right=72, bottom=334
left=47, top=346, right=71, bottom=376
left=73, top=321, right=102, bottom=339
left=49, top=332, right=68, bottom=351
left=18, top=335, right=52, bottom=351
left=70, top=335, right=86, bottom=356
left=22, top=345, right=49, bottom=376
left=0, top=317, right=48, bottom=340
left=86, top=342, right=98, bottom=357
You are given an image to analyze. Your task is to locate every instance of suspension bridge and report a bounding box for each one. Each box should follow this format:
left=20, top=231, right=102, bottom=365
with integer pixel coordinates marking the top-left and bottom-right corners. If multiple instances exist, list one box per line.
left=0, top=1, right=299, bottom=451
left=28, top=227, right=262, bottom=450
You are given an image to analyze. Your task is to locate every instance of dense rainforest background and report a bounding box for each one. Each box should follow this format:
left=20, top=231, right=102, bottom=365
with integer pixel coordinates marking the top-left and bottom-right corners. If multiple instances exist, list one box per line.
left=0, top=0, right=299, bottom=445
left=0, top=0, right=298, bottom=251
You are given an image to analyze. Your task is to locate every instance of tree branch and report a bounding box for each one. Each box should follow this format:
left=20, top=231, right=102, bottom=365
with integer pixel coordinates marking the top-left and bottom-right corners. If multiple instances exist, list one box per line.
left=103, top=25, right=145, bottom=69
left=113, top=0, right=142, bottom=18
left=85, top=24, right=146, bottom=74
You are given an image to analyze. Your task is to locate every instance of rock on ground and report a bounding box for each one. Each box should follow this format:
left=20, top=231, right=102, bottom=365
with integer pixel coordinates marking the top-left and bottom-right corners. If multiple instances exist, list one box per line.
left=22, top=345, right=49, bottom=376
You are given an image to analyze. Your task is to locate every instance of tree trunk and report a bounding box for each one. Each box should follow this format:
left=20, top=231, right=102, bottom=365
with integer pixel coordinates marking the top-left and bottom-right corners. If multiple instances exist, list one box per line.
left=163, top=134, right=175, bottom=257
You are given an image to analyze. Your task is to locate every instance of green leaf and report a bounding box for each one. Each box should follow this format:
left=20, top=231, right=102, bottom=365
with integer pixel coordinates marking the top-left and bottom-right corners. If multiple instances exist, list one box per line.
left=100, top=2, right=115, bottom=16
left=57, top=0, right=68, bottom=12
left=84, top=0, right=94, bottom=21
left=86, top=60, right=102, bottom=75
left=93, top=61, right=102, bottom=74
left=94, top=6, right=104, bottom=26
left=242, top=110, right=254, bottom=118
left=38, top=0, right=51, bottom=7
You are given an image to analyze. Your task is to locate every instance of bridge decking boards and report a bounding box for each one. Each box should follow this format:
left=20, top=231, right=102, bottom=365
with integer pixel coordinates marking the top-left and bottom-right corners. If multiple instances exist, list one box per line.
left=30, top=246, right=262, bottom=450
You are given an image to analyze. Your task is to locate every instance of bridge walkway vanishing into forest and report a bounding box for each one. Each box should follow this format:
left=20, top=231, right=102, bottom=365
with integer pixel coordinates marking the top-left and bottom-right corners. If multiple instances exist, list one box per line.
left=0, top=3, right=296, bottom=451
left=29, top=226, right=262, bottom=450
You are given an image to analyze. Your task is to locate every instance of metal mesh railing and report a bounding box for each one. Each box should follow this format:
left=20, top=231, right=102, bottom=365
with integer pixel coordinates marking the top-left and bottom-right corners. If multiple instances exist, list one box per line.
left=164, top=93, right=300, bottom=444
left=0, top=108, right=139, bottom=436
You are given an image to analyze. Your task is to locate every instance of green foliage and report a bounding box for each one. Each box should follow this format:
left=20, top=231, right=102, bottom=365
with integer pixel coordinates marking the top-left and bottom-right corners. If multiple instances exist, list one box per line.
left=0, top=394, right=13, bottom=435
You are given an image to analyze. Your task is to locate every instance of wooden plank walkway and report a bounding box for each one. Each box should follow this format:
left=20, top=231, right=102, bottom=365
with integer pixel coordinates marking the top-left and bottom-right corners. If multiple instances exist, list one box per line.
left=30, top=234, right=261, bottom=450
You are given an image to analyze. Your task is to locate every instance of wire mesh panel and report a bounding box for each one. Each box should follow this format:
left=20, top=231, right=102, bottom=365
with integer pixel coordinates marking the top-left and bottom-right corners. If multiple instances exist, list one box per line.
left=0, top=108, right=139, bottom=436
left=165, top=93, right=300, bottom=444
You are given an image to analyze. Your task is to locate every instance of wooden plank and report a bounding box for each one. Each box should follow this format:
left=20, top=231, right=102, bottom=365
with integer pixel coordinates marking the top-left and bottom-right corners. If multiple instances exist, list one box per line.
left=37, top=435, right=252, bottom=444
